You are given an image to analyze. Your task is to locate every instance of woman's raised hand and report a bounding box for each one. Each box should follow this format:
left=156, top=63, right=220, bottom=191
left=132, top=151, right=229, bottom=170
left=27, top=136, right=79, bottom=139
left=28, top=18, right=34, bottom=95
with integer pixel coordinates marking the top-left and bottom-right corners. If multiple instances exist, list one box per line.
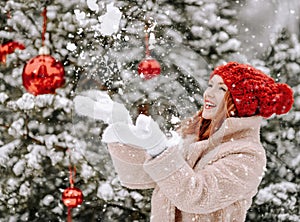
left=73, top=90, right=132, bottom=125
left=102, top=114, right=169, bottom=157
left=74, top=90, right=181, bottom=157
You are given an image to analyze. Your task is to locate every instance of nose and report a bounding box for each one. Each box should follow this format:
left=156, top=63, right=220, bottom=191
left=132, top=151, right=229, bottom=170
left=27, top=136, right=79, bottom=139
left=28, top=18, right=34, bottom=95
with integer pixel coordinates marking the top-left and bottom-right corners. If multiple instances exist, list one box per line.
left=204, top=86, right=215, bottom=99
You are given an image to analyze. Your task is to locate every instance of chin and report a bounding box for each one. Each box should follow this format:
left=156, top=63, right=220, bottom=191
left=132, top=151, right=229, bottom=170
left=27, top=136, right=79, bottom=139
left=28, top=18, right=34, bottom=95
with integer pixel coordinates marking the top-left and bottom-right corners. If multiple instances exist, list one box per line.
left=202, top=111, right=214, bottom=120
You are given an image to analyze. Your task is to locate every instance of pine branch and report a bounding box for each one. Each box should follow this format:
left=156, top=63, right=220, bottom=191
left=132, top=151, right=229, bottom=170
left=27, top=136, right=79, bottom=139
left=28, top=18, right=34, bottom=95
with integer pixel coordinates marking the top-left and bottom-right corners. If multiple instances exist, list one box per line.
left=25, top=133, right=68, bottom=152
left=104, top=201, right=149, bottom=218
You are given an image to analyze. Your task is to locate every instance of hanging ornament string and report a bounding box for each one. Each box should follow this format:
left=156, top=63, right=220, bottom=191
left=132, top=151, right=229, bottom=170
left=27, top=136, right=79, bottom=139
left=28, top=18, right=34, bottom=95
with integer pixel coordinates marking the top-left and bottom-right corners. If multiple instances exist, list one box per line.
left=62, top=149, right=83, bottom=222
left=42, top=7, right=47, bottom=46
left=67, top=165, right=76, bottom=222
left=69, top=165, right=76, bottom=188
left=144, top=18, right=150, bottom=58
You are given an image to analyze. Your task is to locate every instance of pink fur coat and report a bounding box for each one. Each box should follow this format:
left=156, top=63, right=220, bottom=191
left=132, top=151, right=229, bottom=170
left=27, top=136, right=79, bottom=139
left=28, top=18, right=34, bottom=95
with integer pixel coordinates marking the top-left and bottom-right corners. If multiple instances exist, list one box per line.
left=108, top=116, right=266, bottom=222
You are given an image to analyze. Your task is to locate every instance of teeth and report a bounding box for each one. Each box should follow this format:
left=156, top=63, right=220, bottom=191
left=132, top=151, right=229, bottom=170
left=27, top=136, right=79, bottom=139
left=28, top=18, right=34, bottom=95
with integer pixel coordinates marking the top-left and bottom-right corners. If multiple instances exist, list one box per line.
left=206, top=102, right=216, bottom=107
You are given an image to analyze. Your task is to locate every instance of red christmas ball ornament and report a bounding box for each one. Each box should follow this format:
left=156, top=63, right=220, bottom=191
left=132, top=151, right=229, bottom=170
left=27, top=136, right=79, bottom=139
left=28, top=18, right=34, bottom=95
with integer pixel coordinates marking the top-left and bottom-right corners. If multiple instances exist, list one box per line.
left=0, top=41, right=25, bottom=64
left=138, top=57, right=161, bottom=80
left=62, top=187, right=83, bottom=208
left=22, top=46, right=65, bottom=95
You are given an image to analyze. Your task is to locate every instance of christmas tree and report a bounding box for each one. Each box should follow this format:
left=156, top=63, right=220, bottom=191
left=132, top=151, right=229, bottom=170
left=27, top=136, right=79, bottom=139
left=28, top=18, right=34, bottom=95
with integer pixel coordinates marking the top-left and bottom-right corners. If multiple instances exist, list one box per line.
left=0, top=0, right=299, bottom=221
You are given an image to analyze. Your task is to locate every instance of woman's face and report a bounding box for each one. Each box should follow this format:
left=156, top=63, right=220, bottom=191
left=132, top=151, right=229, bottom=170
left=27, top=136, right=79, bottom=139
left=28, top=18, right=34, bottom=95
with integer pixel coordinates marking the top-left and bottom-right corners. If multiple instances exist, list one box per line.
left=202, top=75, right=228, bottom=120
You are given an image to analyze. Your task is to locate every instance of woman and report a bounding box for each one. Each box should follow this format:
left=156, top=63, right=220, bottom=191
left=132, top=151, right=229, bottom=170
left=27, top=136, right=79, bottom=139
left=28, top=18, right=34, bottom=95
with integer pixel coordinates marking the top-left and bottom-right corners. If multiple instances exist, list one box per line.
left=75, top=62, right=294, bottom=222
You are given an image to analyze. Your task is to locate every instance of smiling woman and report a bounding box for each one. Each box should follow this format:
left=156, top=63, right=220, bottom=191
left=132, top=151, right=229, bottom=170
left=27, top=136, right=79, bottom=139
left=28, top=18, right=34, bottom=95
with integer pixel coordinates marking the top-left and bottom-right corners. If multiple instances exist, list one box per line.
left=104, top=62, right=294, bottom=222
left=74, top=62, right=294, bottom=222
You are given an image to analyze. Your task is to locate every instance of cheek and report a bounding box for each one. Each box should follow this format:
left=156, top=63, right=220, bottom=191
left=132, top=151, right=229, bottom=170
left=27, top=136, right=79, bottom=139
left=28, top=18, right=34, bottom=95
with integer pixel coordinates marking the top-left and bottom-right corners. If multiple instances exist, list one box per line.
left=216, top=95, right=226, bottom=107
left=217, top=93, right=226, bottom=102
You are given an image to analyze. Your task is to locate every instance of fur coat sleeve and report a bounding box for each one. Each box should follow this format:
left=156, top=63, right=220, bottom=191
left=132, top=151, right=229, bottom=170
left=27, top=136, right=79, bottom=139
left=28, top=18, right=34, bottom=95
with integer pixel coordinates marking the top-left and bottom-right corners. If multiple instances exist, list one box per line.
left=143, top=139, right=266, bottom=214
left=108, top=143, right=156, bottom=189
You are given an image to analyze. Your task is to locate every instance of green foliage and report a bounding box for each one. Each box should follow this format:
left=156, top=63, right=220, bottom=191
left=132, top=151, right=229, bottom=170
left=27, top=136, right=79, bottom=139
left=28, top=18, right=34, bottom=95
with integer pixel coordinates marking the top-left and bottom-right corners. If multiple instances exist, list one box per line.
left=0, top=0, right=299, bottom=221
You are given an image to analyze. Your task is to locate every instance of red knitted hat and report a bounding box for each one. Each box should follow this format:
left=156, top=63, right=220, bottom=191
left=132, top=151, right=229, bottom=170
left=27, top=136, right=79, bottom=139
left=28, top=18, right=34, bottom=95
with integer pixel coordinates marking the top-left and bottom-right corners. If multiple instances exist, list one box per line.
left=210, top=62, right=294, bottom=118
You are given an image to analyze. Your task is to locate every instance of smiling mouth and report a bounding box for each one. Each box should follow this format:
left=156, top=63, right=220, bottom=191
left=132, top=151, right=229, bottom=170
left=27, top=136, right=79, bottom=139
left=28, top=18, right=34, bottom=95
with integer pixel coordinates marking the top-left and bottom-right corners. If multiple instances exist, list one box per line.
left=205, top=101, right=216, bottom=109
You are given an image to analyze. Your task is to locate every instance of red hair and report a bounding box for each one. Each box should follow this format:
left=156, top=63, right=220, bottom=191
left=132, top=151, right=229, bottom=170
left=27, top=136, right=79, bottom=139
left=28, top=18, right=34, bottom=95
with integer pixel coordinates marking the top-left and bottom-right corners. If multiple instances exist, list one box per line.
left=180, top=91, right=237, bottom=141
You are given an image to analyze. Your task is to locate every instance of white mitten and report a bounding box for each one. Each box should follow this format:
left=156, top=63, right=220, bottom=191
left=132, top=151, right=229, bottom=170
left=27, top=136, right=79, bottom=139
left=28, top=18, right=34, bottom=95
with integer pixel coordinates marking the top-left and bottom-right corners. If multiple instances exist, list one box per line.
left=73, top=90, right=132, bottom=124
left=102, top=114, right=180, bottom=157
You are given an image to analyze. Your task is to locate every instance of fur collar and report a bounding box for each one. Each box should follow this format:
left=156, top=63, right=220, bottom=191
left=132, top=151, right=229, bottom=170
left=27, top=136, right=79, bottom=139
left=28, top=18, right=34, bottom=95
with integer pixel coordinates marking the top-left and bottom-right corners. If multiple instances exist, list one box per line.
left=184, top=116, right=262, bottom=169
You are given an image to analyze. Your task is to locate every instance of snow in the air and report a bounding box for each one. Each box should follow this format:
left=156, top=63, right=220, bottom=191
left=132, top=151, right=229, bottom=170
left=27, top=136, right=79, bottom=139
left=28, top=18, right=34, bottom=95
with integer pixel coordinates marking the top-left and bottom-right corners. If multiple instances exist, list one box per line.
left=66, top=42, right=77, bottom=51
left=87, top=0, right=99, bottom=12
left=97, top=182, right=114, bottom=201
left=97, top=2, right=122, bottom=36
left=0, top=0, right=299, bottom=221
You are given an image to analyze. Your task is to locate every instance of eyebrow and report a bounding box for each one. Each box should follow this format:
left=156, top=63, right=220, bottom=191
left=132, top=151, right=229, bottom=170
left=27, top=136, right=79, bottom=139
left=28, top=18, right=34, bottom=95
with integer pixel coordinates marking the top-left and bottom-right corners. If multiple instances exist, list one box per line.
left=208, top=81, right=228, bottom=90
left=209, top=80, right=226, bottom=86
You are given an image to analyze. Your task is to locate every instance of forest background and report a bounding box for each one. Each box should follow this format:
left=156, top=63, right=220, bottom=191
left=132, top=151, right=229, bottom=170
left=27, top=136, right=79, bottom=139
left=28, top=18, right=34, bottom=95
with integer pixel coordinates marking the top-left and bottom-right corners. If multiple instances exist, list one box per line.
left=0, top=0, right=299, bottom=221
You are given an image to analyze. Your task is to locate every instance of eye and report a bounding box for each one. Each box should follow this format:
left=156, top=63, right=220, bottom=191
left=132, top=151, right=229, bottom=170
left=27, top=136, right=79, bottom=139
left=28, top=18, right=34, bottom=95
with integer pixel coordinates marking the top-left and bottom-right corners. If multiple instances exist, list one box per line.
left=219, top=87, right=227, bottom=92
left=208, top=83, right=213, bottom=87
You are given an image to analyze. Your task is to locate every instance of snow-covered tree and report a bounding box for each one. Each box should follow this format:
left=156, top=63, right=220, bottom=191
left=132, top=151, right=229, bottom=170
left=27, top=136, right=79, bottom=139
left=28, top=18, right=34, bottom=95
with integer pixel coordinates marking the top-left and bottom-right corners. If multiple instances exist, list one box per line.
left=0, top=0, right=298, bottom=221
left=0, top=0, right=153, bottom=221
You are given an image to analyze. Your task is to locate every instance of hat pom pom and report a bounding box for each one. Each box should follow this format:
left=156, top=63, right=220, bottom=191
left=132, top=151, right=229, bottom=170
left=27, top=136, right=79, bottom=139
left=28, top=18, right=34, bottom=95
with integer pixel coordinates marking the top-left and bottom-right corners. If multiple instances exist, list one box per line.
left=275, top=83, right=294, bottom=115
